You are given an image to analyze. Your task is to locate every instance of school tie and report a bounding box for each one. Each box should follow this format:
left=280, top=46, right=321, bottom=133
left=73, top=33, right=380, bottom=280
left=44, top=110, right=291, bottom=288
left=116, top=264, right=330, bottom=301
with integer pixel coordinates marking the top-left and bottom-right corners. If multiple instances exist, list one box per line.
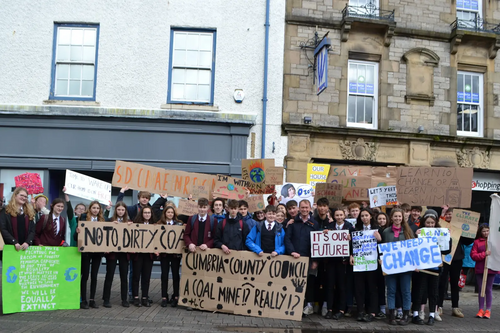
left=53, top=217, right=58, bottom=236
left=267, top=223, right=272, bottom=231
left=200, top=218, right=204, bottom=223
left=337, top=225, right=341, bottom=230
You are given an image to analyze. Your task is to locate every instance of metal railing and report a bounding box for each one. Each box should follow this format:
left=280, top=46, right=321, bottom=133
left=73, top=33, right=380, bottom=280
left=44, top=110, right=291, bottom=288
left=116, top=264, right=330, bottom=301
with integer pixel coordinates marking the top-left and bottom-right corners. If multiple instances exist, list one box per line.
left=342, top=1, right=395, bottom=21
left=451, top=16, right=500, bottom=34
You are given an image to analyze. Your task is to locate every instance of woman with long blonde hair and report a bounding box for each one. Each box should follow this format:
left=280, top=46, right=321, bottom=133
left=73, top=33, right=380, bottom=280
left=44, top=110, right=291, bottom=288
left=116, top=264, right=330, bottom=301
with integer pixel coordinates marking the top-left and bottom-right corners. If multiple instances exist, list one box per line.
left=0, top=187, right=36, bottom=251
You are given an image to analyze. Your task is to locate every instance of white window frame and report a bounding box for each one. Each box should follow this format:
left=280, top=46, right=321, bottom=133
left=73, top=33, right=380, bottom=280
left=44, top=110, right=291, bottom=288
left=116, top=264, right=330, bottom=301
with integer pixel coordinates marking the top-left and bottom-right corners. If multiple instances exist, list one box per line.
left=456, top=0, right=482, bottom=26
left=457, top=71, right=483, bottom=137
left=347, top=60, right=378, bottom=129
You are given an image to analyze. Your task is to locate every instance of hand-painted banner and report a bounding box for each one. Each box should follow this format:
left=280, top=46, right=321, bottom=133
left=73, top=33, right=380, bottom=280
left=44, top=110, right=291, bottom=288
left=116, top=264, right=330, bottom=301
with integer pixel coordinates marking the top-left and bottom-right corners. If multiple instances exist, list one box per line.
left=65, top=169, right=112, bottom=205
left=396, top=167, right=473, bottom=207
left=418, top=228, right=450, bottom=251
left=487, top=194, right=500, bottom=271
left=265, top=167, right=284, bottom=185
left=352, top=230, right=378, bottom=272
left=452, top=209, right=479, bottom=239
left=368, top=186, right=397, bottom=208
left=306, top=163, right=331, bottom=189
left=180, top=249, right=309, bottom=321
left=443, top=221, right=462, bottom=265
left=314, top=183, right=343, bottom=207
left=2, top=245, right=81, bottom=314
left=378, top=237, right=442, bottom=275
left=111, top=160, right=217, bottom=198
left=279, top=183, right=314, bottom=206
left=241, top=159, right=275, bottom=184
left=213, top=175, right=249, bottom=200
left=177, top=199, right=199, bottom=216
left=78, top=222, right=184, bottom=253
left=327, top=166, right=372, bottom=201
left=246, top=195, right=266, bottom=213
left=310, top=230, right=350, bottom=258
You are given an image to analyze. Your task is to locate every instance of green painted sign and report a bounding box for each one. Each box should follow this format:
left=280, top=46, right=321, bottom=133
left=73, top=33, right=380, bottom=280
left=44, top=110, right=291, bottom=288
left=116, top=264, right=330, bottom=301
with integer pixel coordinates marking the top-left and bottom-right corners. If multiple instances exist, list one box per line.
left=2, top=245, right=81, bottom=314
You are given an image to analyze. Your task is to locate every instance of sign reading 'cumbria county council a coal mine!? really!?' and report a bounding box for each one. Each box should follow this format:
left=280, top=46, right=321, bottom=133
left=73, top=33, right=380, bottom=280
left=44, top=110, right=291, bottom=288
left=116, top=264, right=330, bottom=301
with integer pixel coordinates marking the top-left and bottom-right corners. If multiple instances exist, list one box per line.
left=180, top=249, right=309, bottom=321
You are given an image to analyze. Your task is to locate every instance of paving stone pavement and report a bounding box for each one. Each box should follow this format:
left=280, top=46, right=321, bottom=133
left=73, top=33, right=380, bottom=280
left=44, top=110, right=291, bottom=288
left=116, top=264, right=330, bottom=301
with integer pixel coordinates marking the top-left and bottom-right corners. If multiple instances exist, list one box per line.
left=1, top=273, right=499, bottom=333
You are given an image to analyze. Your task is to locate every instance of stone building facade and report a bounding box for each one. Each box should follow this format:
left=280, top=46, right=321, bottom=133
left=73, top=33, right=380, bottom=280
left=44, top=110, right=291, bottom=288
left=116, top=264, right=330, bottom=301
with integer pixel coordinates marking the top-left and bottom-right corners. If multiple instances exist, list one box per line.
left=283, top=0, right=500, bottom=217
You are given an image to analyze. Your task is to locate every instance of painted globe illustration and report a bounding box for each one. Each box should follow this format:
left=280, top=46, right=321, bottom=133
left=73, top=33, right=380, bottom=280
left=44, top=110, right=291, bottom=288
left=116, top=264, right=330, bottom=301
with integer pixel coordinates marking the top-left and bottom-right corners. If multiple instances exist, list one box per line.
left=250, top=167, right=265, bottom=183
left=227, top=184, right=235, bottom=191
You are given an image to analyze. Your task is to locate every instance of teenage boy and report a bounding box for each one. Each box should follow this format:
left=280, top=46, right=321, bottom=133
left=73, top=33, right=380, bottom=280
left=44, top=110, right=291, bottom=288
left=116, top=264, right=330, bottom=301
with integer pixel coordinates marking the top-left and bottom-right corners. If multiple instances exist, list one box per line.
left=314, top=198, right=333, bottom=229
left=285, top=199, right=319, bottom=316
left=348, top=203, right=360, bottom=219
left=246, top=205, right=285, bottom=256
left=215, top=200, right=249, bottom=253
left=284, top=200, right=299, bottom=228
left=211, top=198, right=226, bottom=224
left=184, top=198, right=215, bottom=253
left=409, top=206, right=422, bottom=227
left=117, top=186, right=151, bottom=220
left=33, top=194, right=49, bottom=222
left=344, top=202, right=361, bottom=317
left=238, top=200, right=257, bottom=230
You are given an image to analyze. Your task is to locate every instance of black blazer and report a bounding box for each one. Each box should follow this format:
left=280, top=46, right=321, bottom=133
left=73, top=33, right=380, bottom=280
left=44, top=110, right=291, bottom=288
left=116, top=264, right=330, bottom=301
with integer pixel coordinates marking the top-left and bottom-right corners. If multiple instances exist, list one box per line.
left=0, top=209, right=36, bottom=245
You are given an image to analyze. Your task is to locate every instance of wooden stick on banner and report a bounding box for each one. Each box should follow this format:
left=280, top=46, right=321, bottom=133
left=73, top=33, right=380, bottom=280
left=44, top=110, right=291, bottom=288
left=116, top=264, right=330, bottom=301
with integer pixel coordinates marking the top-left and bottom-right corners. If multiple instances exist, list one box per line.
left=420, top=269, right=439, bottom=277
left=481, top=243, right=489, bottom=298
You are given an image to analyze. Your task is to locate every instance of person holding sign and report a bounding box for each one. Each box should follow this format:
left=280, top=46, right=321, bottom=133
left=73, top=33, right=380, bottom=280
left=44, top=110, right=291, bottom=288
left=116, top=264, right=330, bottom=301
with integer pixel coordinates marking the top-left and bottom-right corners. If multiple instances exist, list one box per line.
left=246, top=205, right=285, bottom=257
left=238, top=200, right=257, bottom=230
left=381, top=208, right=414, bottom=326
left=284, top=199, right=319, bottom=316
left=77, top=201, right=108, bottom=309
left=374, top=212, right=389, bottom=319
left=184, top=198, right=216, bottom=253
left=215, top=200, right=249, bottom=253
left=34, top=198, right=68, bottom=246
left=351, top=208, right=382, bottom=322
left=471, top=224, right=498, bottom=319
left=0, top=187, right=36, bottom=251
left=102, top=202, right=132, bottom=308
left=117, top=187, right=152, bottom=220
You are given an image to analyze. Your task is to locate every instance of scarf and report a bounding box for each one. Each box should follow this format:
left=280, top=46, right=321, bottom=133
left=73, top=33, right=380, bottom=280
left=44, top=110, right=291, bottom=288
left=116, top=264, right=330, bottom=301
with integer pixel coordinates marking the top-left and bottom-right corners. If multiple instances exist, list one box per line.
left=392, top=225, right=402, bottom=238
left=213, top=214, right=225, bottom=222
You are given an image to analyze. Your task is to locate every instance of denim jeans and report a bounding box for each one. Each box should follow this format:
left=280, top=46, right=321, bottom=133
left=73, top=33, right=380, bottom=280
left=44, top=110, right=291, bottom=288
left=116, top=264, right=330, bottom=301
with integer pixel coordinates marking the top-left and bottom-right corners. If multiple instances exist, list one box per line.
left=386, top=271, right=412, bottom=310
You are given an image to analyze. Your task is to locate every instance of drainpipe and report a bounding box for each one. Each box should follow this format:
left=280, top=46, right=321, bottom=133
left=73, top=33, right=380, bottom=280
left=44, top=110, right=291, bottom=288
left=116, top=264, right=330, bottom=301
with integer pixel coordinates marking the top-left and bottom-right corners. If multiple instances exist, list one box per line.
left=261, top=0, right=270, bottom=159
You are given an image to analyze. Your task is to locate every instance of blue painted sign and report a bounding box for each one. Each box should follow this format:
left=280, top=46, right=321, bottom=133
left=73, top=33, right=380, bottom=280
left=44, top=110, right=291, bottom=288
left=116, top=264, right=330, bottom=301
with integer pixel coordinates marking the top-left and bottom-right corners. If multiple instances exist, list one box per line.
left=314, top=38, right=331, bottom=95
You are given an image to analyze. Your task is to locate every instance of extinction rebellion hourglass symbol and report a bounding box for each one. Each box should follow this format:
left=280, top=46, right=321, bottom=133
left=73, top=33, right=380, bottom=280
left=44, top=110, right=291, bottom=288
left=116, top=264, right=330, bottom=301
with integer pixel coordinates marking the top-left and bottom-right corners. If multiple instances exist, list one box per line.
left=446, top=170, right=461, bottom=207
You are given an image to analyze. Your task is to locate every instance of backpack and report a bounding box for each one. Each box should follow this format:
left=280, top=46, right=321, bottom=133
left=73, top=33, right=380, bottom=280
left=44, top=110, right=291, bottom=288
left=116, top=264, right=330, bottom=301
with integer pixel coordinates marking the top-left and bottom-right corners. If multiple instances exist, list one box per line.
left=189, top=215, right=215, bottom=233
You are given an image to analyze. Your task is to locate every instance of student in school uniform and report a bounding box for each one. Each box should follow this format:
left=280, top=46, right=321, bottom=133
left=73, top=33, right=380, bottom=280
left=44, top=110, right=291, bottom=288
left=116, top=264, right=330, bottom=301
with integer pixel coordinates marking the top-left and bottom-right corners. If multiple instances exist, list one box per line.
left=284, top=200, right=299, bottom=229
left=62, top=186, right=85, bottom=247
left=238, top=200, right=257, bottom=230
left=211, top=197, right=226, bottom=224
left=246, top=205, right=285, bottom=256
left=34, top=198, right=67, bottom=246
left=215, top=200, right=249, bottom=252
left=157, top=205, right=183, bottom=308
left=0, top=187, right=36, bottom=252
left=374, top=212, right=389, bottom=319
left=131, top=206, right=156, bottom=307
left=77, top=200, right=108, bottom=309
left=285, top=199, right=319, bottom=316
left=351, top=208, right=382, bottom=322
left=32, top=194, right=49, bottom=223
left=117, top=186, right=152, bottom=220
left=183, top=198, right=216, bottom=253
left=102, top=202, right=132, bottom=308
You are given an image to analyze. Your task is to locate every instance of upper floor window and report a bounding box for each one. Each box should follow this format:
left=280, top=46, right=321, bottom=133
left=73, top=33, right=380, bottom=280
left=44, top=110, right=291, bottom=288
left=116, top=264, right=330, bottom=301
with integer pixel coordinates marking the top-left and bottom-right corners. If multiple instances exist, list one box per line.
left=50, top=23, right=99, bottom=101
left=457, top=71, right=483, bottom=137
left=347, top=60, right=378, bottom=129
left=457, top=0, right=482, bottom=26
left=168, top=28, right=216, bottom=105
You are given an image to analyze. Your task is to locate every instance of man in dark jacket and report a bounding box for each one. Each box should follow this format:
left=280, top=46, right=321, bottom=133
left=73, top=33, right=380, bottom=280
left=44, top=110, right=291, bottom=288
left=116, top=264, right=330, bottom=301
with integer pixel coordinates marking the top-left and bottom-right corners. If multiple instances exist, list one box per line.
left=284, top=199, right=319, bottom=316
left=215, top=200, right=249, bottom=252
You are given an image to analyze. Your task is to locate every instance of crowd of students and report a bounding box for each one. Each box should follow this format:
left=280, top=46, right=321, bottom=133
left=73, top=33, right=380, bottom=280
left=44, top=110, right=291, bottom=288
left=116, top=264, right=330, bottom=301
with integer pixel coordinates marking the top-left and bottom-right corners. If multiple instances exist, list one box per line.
left=0, top=185, right=496, bottom=325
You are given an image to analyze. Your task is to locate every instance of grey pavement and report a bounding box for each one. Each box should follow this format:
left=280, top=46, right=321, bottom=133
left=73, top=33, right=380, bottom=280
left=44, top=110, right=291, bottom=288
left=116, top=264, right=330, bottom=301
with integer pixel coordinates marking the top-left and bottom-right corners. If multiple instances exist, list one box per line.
left=1, top=271, right=499, bottom=333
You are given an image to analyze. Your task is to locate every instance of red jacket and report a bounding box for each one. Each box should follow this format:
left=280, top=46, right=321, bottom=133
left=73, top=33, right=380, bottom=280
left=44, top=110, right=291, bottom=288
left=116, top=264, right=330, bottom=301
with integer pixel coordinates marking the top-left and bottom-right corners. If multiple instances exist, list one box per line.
left=183, top=215, right=215, bottom=248
left=471, top=237, right=499, bottom=275
left=34, top=215, right=66, bottom=246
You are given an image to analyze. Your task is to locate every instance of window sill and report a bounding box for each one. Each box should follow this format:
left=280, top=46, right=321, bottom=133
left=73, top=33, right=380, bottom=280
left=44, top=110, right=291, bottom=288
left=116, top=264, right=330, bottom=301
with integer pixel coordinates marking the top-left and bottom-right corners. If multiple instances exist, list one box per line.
left=43, top=100, right=101, bottom=107
left=160, top=104, right=219, bottom=112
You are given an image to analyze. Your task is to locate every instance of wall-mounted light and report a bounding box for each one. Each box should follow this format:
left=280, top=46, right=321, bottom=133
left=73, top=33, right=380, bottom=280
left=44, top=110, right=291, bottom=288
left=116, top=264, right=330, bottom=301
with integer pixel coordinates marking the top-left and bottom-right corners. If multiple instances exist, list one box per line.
left=418, top=125, right=424, bottom=133
left=304, top=116, right=312, bottom=124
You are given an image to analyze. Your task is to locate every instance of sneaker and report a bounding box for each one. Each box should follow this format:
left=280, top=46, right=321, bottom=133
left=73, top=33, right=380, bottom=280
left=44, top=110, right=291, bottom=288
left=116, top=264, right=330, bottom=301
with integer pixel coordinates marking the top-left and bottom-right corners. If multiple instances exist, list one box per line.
left=363, top=313, right=375, bottom=322
left=438, top=307, right=443, bottom=315
left=396, top=312, right=403, bottom=320
left=303, top=304, right=314, bottom=315
left=419, top=310, right=425, bottom=320
left=375, top=311, right=386, bottom=319
left=476, top=309, right=484, bottom=318
left=344, top=308, right=353, bottom=317
left=434, top=312, right=442, bottom=322
left=321, top=306, right=328, bottom=317
left=452, top=308, right=464, bottom=318
left=484, top=310, right=491, bottom=319
left=133, top=298, right=141, bottom=307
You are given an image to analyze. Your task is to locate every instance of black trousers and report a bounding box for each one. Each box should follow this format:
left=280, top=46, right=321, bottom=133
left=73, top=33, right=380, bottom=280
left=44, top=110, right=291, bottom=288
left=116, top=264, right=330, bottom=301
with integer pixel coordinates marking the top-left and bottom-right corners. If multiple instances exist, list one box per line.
left=326, top=259, right=346, bottom=311
left=103, top=253, right=129, bottom=302
left=314, top=260, right=326, bottom=304
left=411, top=272, right=421, bottom=308
left=376, top=265, right=386, bottom=307
left=132, top=253, right=154, bottom=298
left=160, top=254, right=181, bottom=298
left=438, top=260, right=461, bottom=308
left=354, top=270, right=378, bottom=314
left=413, top=270, right=440, bottom=312
left=81, top=253, right=102, bottom=301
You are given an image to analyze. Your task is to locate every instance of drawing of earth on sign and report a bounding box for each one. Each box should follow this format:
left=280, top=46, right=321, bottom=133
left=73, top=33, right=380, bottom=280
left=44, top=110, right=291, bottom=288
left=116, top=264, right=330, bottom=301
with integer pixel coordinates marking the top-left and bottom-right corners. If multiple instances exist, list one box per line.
left=6, top=266, right=17, bottom=283
left=65, top=267, right=78, bottom=282
left=249, top=161, right=266, bottom=183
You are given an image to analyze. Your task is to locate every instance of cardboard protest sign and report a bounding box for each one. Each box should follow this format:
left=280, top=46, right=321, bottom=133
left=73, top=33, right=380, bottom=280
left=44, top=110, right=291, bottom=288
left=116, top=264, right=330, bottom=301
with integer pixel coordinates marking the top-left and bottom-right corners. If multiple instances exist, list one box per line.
left=368, top=186, right=397, bottom=208
left=177, top=199, right=199, bottom=216
left=314, top=183, right=343, bottom=207
left=418, top=228, right=450, bottom=251
left=371, top=166, right=398, bottom=187
left=443, top=221, right=462, bottom=265
left=306, top=163, right=331, bottom=189
left=452, top=209, right=479, bottom=239
left=266, top=167, right=284, bottom=185
left=247, top=195, right=266, bottom=213
left=241, top=159, right=275, bottom=184
left=2, top=245, right=81, bottom=314
left=192, top=185, right=209, bottom=199
left=327, top=166, right=372, bottom=201
left=310, top=230, right=350, bottom=258
left=213, top=175, right=249, bottom=200
left=0, top=233, right=4, bottom=250
left=248, top=184, right=275, bottom=195
left=65, top=169, right=112, bottom=205
left=111, top=160, right=217, bottom=198
left=396, top=167, right=473, bottom=207
left=14, top=172, right=44, bottom=195
left=78, top=222, right=184, bottom=253
left=180, top=249, right=309, bottom=321
left=352, top=230, right=378, bottom=272
left=487, top=194, right=500, bottom=271
left=279, top=183, right=314, bottom=206
left=378, top=237, right=443, bottom=275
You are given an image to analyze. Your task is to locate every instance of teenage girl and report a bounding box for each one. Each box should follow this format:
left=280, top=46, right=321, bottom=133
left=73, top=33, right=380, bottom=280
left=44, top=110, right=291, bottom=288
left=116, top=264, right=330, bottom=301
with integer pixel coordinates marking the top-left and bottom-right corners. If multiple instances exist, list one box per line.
left=351, top=208, right=381, bottom=322
left=77, top=200, right=107, bottom=309
left=132, top=206, right=156, bottom=307
left=471, top=223, right=498, bottom=319
left=374, top=212, right=389, bottom=319
left=102, top=202, right=132, bottom=308
left=382, top=208, right=414, bottom=326
left=34, top=198, right=67, bottom=246
left=156, top=205, right=183, bottom=307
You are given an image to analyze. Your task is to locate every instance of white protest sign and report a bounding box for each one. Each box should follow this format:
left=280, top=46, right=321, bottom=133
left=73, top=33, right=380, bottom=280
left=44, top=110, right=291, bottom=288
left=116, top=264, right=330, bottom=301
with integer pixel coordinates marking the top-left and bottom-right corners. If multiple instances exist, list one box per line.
left=352, top=230, right=378, bottom=272
left=378, top=237, right=442, bottom=275
left=345, top=218, right=357, bottom=227
left=368, top=186, right=397, bottom=208
left=65, top=169, right=112, bottom=205
left=488, top=194, right=500, bottom=271
left=418, top=228, right=450, bottom=251
left=310, top=230, right=350, bottom=258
